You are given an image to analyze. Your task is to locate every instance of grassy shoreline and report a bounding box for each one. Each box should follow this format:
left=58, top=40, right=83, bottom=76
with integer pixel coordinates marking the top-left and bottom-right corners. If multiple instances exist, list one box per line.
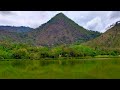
left=0, top=55, right=120, bottom=61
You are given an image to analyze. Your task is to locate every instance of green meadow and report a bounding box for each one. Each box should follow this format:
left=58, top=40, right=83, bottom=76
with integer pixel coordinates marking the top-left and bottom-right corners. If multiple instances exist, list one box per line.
left=0, top=58, right=120, bottom=79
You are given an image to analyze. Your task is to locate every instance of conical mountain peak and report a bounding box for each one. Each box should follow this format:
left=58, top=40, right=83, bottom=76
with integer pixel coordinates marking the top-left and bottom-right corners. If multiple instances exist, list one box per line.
left=55, top=12, right=66, bottom=17
left=33, top=13, right=101, bottom=46
left=47, top=12, right=69, bottom=24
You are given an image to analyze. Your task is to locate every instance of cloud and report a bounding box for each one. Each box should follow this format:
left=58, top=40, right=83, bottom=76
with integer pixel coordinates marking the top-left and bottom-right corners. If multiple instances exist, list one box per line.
left=85, top=17, right=103, bottom=32
left=0, top=11, right=120, bottom=32
left=109, top=11, right=120, bottom=19
left=86, top=17, right=101, bottom=29
left=0, top=11, right=13, bottom=15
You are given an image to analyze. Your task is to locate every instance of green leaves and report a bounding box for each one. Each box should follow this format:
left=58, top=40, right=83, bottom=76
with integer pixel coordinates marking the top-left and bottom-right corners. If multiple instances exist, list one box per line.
left=0, top=41, right=119, bottom=59
left=12, top=48, right=28, bottom=59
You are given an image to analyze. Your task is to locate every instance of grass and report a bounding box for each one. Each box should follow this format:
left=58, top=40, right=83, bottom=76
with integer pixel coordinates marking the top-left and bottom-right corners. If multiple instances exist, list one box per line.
left=94, top=55, right=120, bottom=58
left=0, top=58, right=120, bottom=79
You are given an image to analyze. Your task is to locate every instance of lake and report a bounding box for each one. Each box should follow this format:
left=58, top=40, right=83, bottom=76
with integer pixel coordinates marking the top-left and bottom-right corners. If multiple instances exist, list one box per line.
left=0, top=57, right=120, bottom=79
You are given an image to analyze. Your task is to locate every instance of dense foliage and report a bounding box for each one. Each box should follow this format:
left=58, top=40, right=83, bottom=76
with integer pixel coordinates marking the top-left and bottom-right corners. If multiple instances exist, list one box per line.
left=0, top=41, right=119, bottom=60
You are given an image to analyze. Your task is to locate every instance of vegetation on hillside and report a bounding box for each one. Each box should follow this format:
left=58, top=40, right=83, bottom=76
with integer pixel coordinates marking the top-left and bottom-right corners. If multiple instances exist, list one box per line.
left=0, top=13, right=101, bottom=46
left=1, top=14, right=120, bottom=53
left=33, top=13, right=101, bottom=46
left=83, top=21, right=120, bottom=49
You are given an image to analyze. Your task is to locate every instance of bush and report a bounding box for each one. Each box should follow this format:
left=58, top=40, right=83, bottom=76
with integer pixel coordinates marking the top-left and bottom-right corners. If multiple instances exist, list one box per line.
left=28, top=53, right=40, bottom=60
left=0, top=50, right=12, bottom=59
left=12, top=48, right=29, bottom=59
left=69, top=45, right=96, bottom=57
left=49, top=46, right=63, bottom=58
left=0, top=56, right=4, bottom=60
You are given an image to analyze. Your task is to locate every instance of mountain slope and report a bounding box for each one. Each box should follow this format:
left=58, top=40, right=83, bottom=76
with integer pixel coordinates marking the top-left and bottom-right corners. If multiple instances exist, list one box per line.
left=30, top=13, right=101, bottom=46
left=0, top=26, right=33, bottom=33
left=83, top=21, right=120, bottom=48
left=0, top=13, right=101, bottom=46
left=0, top=26, right=33, bottom=43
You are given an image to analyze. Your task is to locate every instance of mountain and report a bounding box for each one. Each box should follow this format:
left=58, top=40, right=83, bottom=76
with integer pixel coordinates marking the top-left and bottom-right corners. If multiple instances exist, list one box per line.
left=0, top=26, right=33, bottom=43
left=0, top=26, right=33, bottom=33
left=83, top=21, right=120, bottom=48
left=29, top=13, right=101, bottom=46
left=0, top=13, right=101, bottom=46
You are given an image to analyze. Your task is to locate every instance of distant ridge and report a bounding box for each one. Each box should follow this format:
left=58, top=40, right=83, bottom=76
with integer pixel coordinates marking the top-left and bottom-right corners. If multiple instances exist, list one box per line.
left=0, top=26, right=33, bottom=33
left=83, top=20, right=120, bottom=48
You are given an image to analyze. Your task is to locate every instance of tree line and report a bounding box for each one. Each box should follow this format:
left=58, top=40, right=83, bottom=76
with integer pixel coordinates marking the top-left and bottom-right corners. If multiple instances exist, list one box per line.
left=0, top=41, right=120, bottom=60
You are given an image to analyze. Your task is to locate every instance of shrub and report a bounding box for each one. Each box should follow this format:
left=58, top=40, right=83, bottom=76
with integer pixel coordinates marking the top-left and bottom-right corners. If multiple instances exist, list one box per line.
left=12, top=48, right=29, bottom=59
left=69, top=45, right=96, bottom=57
left=28, top=53, right=40, bottom=60
left=0, top=56, right=4, bottom=60
left=0, top=50, right=12, bottom=59
left=49, top=46, right=63, bottom=58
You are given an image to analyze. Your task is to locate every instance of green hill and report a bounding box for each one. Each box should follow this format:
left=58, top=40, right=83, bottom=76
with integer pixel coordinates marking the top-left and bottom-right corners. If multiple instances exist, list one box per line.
left=83, top=21, right=120, bottom=49
left=29, top=13, right=101, bottom=46
left=0, top=13, right=101, bottom=46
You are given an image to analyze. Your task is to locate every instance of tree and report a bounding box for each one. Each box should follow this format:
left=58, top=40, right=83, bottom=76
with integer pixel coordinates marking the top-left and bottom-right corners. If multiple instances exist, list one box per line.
left=12, top=48, right=28, bottom=59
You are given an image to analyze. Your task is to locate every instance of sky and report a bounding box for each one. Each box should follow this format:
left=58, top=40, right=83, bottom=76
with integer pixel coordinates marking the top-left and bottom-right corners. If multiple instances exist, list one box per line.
left=0, top=11, right=120, bottom=33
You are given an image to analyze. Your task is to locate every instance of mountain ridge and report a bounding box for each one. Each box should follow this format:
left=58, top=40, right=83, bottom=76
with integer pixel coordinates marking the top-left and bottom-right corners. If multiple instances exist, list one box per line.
left=0, top=13, right=101, bottom=46
left=83, top=20, right=120, bottom=48
left=31, top=13, right=101, bottom=46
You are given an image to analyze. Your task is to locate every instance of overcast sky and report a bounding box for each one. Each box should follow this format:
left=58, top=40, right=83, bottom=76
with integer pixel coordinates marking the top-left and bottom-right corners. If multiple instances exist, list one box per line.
left=0, top=11, right=120, bottom=32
